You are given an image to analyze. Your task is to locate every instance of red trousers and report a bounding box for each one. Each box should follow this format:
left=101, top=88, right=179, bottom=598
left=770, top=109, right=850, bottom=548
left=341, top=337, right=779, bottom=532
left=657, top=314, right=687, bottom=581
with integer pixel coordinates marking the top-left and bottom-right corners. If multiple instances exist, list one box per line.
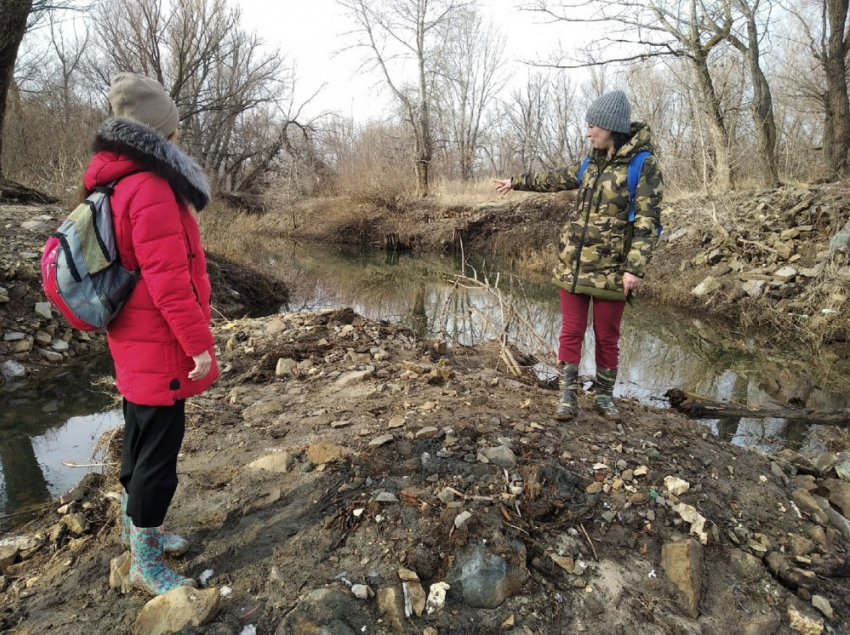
left=558, top=289, right=626, bottom=370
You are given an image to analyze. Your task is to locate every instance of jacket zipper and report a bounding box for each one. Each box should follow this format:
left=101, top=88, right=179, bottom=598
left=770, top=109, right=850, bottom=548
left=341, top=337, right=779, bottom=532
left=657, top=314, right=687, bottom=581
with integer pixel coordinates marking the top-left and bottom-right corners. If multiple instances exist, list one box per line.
left=571, top=158, right=607, bottom=293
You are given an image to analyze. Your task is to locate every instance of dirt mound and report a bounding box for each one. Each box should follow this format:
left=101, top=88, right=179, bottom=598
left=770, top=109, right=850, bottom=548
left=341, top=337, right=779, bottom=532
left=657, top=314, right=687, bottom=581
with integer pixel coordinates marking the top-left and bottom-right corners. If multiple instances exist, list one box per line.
left=2, top=309, right=848, bottom=634
left=206, top=251, right=289, bottom=317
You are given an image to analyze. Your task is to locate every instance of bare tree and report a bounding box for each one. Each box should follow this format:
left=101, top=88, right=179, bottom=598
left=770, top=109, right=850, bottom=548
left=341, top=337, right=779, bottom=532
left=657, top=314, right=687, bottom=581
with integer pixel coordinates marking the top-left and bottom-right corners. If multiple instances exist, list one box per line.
left=502, top=71, right=550, bottom=172
left=337, top=0, right=467, bottom=196
left=436, top=7, right=506, bottom=181
left=522, top=0, right=734, bottom=191
left=0, top=0, right=35, bottom=177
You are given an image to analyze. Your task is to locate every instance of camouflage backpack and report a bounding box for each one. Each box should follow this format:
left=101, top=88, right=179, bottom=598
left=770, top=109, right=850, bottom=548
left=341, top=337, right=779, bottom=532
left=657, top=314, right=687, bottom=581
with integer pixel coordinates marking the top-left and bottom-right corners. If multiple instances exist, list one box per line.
left=41, top=178, right=139, bottom=331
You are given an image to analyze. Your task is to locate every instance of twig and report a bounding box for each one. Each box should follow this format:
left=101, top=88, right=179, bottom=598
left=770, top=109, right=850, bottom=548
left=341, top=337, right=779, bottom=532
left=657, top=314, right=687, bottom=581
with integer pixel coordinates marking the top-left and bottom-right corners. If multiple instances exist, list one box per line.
left=580, top=523, right=599, bottom=561
left=60, top=461, right=117, bottom=468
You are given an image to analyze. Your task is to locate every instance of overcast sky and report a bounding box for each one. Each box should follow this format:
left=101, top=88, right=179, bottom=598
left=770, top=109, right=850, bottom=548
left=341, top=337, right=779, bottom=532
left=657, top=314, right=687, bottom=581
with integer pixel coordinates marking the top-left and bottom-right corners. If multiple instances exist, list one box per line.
left=236, top=0, right=591, bottom=120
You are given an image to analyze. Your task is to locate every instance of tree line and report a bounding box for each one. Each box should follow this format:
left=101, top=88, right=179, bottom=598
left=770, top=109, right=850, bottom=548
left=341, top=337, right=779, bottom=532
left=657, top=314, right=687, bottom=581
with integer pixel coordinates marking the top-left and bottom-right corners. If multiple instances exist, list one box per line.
left=1, top=0, right=848, bottom=203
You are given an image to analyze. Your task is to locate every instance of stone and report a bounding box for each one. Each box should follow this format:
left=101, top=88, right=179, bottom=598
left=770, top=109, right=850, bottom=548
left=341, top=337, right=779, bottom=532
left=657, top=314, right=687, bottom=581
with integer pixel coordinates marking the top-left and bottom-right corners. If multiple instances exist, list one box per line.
left=479, top=446, right=517, bottom=469
left=791, top=489, right=829, bottom=526
left=742, top=280, right=766, bottom=298
left=415, top=426, right=439, bottom=439
left=661, top=539, right=703, bottom=619
left=35, top=302, right=53, bottom=319
left=275, top=358, right=298, bottom=376
left=437, top=488, right=455, bottom=504
left=775, top=242, right=794, bottom=260
left=275, top=588, right=368, bottom=635
left=377, top=587, right=406, bottom=632
left=133, top=587, right=220, bottom=635
left=39, top=349, right=64, bottom=362
left=306, top=442, right=354, bottom=465
left=446, top=542, right=528, bottom=609
left=691, top=276, right=721, bottom=298
left=242, top=399, right=285, bottom=419
left=586, top=482, right=603, bottom=495
left=369, top=434, right=394, bottom=447
left=62, top=513, right=90, bottom=535
left=788, top=535, right=814, bottom=557
left=836, top=461, right=850, bottom=482
left=335, top=367, right=374, bottom=387
left=824, top=479, right=850, bottom=517
left=664, top=476, right=690, bottom=496
left=403, top=580, right=427, bottom=617
left=633, top=466, right=648, bottom=477
left=454, top=511, right=472, bottom=528
left=621, top=469, right=634, bottom=482
left=1, top=361, right=26, bottom=381
left=375, top=492, right=399, bottom=504
left=811, top=595, right=833, bottom=619
left=3, top=331, right=25, bottom=341
left=34, top=331, right=51, bottom=345
left=351, top=584, right=371, bottom=600
left=387, top=416, right=405, bottom=429
left=774, top=266, right=797, bottom=282
left=709, top=263, right=732, bottom=277
left=813, top=453, right=837, bottom=475
left=729, top=549, right=764, bottom=583
left=50, top=339, right=69, bottom=352
left=10, top=340, right=32, bottom=353
left=787, top=607, right=823, bottom=635
left=426, top=582, right=450, bottom=615
left=248, top=452, right=295, bottom=473
left=740, top=612, right=781, bottom=635
left=799, top=263, right=825, bottom=278
left=109, top=551, right=132, bottom=594
left=0, top=546, right=18, bottom=573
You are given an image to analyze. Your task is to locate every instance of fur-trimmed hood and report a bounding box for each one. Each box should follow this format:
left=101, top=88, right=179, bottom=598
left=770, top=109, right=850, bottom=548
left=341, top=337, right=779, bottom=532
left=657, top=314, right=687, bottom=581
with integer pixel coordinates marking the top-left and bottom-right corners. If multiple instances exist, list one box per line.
left=89, top=118, right=210, bottom=210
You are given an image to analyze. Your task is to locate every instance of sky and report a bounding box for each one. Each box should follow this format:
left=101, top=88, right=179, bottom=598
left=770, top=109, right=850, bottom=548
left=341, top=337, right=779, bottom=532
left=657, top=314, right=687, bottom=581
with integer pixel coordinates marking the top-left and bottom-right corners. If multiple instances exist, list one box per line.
left=236, top=0, right=592, bottom=121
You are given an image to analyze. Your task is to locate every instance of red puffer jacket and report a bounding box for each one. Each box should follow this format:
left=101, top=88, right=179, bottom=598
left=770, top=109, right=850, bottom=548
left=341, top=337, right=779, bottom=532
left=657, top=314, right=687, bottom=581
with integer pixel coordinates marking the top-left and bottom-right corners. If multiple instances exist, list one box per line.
left=83, top=118, right=218, bottom=406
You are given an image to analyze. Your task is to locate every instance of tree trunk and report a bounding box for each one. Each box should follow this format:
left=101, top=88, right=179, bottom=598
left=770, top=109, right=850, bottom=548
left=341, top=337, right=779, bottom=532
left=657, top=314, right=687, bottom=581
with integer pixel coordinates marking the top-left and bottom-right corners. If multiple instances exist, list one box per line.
left=742, top=13, right=780, bottom=186
left=691, top=51, right=732, bottom=191
left=0, top=0, right=34, bottom=178
left=415, top=0, right=431, bottom=197
left=824, top=0, right=850, bottom=177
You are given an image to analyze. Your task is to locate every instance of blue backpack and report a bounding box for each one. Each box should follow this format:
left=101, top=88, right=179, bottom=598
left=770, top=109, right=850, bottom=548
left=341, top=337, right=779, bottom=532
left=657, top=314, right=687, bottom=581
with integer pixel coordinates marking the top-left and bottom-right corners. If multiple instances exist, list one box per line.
left=576, top=150, right=662, bottom=239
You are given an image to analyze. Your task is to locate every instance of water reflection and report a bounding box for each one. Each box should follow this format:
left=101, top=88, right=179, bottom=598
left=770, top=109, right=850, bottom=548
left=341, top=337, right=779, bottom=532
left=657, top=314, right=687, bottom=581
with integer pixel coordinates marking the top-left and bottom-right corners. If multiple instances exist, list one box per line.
left=269, top=242, right=850, bottom=452
left=0, top=360, right=120, bottom=523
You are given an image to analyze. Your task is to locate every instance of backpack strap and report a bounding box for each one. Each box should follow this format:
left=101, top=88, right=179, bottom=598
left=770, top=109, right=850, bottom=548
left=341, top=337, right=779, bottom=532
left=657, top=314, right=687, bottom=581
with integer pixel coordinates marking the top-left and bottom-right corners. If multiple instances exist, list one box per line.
left=626, top=150, right=651, bottom=222
left=576, top=156, right=591, bottom=187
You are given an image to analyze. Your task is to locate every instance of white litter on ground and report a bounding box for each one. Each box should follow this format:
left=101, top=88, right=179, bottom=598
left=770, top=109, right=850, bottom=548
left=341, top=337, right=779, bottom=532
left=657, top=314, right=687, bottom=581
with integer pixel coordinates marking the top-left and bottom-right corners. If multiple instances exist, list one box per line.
left=198, top=569, right=214, bottom=587
left=220, top=586, right=233, bottom=597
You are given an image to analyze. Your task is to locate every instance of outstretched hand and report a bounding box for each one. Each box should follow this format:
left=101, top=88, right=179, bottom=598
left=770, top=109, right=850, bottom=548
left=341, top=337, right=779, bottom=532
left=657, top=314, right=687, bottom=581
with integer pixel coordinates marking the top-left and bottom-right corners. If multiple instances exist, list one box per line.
left=492, top=178, right=512, bottom=195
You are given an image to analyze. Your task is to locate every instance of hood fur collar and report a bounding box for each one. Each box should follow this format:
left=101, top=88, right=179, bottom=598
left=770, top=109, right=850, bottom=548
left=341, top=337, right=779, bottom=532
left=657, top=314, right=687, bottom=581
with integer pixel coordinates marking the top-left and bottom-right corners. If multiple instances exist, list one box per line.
left=93, top=118, right=210, bottom=210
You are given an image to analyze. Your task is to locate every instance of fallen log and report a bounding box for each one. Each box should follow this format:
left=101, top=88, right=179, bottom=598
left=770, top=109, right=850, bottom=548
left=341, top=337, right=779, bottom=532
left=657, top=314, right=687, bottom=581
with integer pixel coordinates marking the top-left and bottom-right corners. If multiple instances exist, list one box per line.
left=665, top=388, right=850, bottom=427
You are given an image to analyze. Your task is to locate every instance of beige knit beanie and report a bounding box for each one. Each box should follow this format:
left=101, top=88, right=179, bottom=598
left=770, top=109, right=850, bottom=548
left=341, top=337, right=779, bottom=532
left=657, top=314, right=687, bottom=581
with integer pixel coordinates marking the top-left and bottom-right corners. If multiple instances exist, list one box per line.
left=107, top=72, right=179, bottom=138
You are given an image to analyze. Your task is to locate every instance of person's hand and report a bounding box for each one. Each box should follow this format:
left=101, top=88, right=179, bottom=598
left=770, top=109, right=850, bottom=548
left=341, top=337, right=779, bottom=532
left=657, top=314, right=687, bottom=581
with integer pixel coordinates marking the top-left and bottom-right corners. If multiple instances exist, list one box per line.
left=189, top=350, right=212, bottom=381
left=623, top=272, right=642, bottom=294
left=492, top=178, right=512, bottom=195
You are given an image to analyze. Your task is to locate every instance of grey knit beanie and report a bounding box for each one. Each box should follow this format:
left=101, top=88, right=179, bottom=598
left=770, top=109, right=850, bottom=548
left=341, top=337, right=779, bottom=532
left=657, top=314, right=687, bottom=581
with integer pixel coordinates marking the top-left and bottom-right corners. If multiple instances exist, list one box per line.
left=107, top=73, right=179, bottom=138
left=586, top=90, right=631, bottom=134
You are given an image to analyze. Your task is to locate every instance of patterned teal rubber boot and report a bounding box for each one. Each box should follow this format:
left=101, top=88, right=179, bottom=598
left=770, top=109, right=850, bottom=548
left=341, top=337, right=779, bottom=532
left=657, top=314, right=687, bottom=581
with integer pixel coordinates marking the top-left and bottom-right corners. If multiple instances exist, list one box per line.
left=128, top=526, right=196, bottom=595
left=120, top=492, right=189, bottom=556
left=554, top=362, right=579, bottom=421
left=594, top=367, right=621, bottom=421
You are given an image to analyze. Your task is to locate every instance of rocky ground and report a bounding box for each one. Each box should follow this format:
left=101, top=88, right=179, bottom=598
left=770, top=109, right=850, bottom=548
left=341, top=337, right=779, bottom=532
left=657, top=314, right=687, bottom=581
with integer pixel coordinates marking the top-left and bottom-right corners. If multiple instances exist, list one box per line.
left=0, top=202, right=288, bottom=386
left=1, top=309, right=849, bottom=634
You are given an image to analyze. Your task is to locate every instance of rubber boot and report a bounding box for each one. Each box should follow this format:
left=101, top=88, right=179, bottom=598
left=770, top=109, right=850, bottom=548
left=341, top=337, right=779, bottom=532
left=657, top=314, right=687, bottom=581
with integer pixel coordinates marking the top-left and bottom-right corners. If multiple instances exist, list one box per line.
left=554, top=362, right=579, bottom=421
left=120, top=491, right=189, bottom=556
left=594, top=367, right=621, bottom=420
left=128, top=526, right=196, bottom=595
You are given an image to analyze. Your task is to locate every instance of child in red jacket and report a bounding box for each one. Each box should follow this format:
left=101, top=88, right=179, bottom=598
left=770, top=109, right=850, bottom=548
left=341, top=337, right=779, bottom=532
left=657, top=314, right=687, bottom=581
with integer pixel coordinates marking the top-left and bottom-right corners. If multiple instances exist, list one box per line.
left=84, top=73, right=219, bottom=595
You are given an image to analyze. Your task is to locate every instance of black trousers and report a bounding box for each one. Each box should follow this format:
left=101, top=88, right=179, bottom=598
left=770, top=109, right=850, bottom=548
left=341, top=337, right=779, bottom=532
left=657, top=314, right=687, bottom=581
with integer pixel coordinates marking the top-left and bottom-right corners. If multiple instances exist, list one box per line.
left=119, top=398, right=185, bottom=528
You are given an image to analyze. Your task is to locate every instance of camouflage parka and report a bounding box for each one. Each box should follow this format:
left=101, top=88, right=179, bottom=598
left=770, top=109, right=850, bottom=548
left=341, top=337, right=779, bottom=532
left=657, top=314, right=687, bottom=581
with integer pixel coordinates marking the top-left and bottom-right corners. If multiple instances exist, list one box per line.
left=510, top=122, right=663, bottom=301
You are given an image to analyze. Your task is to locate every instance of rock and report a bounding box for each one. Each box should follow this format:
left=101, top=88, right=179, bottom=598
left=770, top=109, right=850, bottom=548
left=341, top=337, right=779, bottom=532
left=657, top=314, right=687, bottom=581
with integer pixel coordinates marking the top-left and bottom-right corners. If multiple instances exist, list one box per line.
left=710, top=263, right=732, bottom=277
left=813, top=453, right=837, bottom=475
left=39, top=348, right=64, bottom=362
left=375, top=492, right=399, bottom=504
left=402, top=579, right=427, bottom=617
left=3, top=331, right=25, bottom=341
left=10, top=339, right=32, bottom=353
left=415, top=426, right=439, bottom=439
left=691, top=276, right=721, bottom=298
left=437, top=488, right=455, bottom=504
left=791, top=489, right=829, bottom=526
left=276, top=588, right=368, bottom=635
left=242, top=399, right=285, bottom=419
left=663, top=476, right=690, bottom=496
left=774, top=266, right=797, bottom=282
left=50, top=339, right=69, bottom=352
left=426, top=582, right=450, bottom=615
left=109, top=551, right=131, bottom=594
left=742, top=280, right=766, bottom=298
left=788, top=535, right=814, bottom=557
left=446, top=542, right=528, bottom=609
left=479, top=446, right=517, bottom=469
left=799, top=263, right=825, bottom=278
left=275, top=358, right=297, bottom=376
left=740, top=611, right=781, bottom=635
left=661, top=539, right=703, bottom=619
left=729, top=549, right=764, bottom=582
left=585, top=482, right=603, bottom=495
left=0, top=546, right=18, bottom=573
left=335, top=367, right=374, bottom=387
left=621, top=469, right=634, bottom=482
left=787, top=607, right=823, bottom=635
left=454, top=511, right=472, bottom=528
left=0, top=360, right=26, bottom=381
left=35, top=302, right=53, bottom=319
left=836, top=461, right=850, bottom=482
left=377, top=587, right=406, bottom=632
left=633, top=465, right=649, bottom=477
left=133, top=586, right=220, bottom=635
left=824, top=479, right=850, bottom=517
left=775, top=242, right=794, bottom=260
left=61, top=513, right=90, bottom=535
left=306, top=442, right=353, bottom=465
left=34, top=331, right=51, bottom=345
left=387, top=416, right=405, bottom=429
left=351, top=584, right=371, bottom=600
left=811, top=595, right=833, bottom=619
left=369, top=434, right=394, bottom=447
left=248, top=452, right=295, bottom=473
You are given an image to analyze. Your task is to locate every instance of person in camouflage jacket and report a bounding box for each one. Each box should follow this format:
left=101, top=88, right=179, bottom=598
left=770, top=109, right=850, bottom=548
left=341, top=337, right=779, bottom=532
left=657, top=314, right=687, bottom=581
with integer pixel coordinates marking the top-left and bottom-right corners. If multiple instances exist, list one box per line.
left=494, top=90, right=663, bottom=422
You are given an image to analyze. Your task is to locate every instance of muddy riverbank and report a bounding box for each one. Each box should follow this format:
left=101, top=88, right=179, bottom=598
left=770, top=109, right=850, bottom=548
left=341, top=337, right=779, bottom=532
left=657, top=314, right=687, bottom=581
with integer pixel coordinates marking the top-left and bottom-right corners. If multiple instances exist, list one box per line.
left=1, top=309, right=849, bottom=634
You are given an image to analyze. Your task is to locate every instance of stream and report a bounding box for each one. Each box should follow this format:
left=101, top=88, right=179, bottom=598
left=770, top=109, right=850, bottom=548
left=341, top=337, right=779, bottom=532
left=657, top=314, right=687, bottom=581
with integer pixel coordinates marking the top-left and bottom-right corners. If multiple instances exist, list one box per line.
left=2, top=242, right=848, bottom=525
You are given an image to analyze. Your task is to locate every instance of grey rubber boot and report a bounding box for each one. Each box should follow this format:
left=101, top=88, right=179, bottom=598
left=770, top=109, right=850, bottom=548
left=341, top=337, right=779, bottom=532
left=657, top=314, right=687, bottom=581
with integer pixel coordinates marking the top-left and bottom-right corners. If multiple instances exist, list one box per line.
left=594, top=366, right=620, bottom=420
left=554, top=362, right=579, bottom=421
